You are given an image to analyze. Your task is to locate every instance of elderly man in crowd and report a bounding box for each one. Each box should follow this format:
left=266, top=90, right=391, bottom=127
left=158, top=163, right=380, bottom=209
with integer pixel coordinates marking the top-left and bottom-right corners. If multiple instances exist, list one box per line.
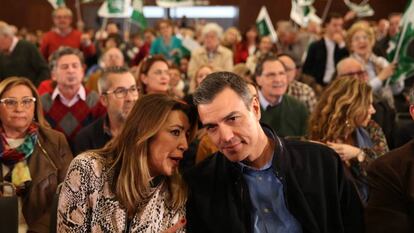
left=255, top=54, right=309, bottom=138
left=40, top=7, right=95, bottom=60
left=40, top=47, right=105, bottom=147
left=74, top=66, right=139, bottom=155
left=0, top=21, right=49, bottom=85
left=188, top=22, right=233, bottom=79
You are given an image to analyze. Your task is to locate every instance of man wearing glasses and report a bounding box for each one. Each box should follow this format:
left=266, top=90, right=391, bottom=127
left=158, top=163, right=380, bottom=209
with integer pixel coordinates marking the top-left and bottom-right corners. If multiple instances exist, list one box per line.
left=74, top=66, right=139, bottom=154
left=255, top=54, right=309, bottom=138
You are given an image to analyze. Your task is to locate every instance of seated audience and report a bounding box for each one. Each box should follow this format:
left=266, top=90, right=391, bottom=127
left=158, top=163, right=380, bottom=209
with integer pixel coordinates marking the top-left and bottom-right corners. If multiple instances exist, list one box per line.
left=245, top=35, right=277, bottom=74
left=308, top=77, right=389, bottom=204
left=0, top=77, right=72, bottom=233
left=234, top=25, right=259, bottom=64
left=58, top=94, right=197, bottom=232
left=169, top=65, right=185, bottom=99
left=74, top=66, right=139, bottom=155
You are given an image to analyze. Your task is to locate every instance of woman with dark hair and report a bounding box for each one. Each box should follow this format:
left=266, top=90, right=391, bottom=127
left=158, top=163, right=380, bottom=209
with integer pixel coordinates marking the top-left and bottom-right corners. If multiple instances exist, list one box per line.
left=138, top=55, right=171, bottom=95
left=0, top=77, right=72, bottom=233
left=308, top=77, right=389, bottom=204
left=58, top=94, right=198, bottom=232
left=234, top=25, right=259, bottom=64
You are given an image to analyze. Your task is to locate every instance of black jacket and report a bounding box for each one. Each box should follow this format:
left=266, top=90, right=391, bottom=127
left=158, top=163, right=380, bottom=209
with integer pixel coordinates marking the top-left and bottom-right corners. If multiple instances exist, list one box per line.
left=73, top=116, right=112, bottom=155
left=185, top=128, right=364, bottom=233
left=302, top=38, right=349, bottom=86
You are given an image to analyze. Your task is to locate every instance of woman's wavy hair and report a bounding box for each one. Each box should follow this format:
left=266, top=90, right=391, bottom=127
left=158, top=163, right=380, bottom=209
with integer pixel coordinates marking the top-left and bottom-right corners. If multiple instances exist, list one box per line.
left=0, top=77, right=48, bottom=127
left=96, top=94, right=198, bottom=216
left=308, top=77, right=372, bottom=142
left=346, top=22, right=375, bottom=51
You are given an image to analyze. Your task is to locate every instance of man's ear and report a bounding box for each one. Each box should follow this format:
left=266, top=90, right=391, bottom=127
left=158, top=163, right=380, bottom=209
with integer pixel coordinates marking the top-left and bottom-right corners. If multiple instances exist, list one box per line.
left=100, top=95, right=108, bottom=107
left=410, top=105, right=414, bottom=120
left=251, top=96, right=261, bottom=121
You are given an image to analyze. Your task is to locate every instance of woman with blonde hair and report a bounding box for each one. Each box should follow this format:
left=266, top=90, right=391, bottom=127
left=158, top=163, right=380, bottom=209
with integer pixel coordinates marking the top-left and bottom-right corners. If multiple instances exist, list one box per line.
left=58, top=94, right=197, bottom=232
left=0, top=77, right=72, bottom=233
left=188, top=65, right=214, bottom=94
left=308, top=77, right=388, bottom=204
left=346, top=22, right=401, bottom=107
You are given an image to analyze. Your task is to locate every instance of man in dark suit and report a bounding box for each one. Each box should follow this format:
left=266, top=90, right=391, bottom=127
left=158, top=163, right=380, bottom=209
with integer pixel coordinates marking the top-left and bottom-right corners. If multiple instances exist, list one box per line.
left=302, top=13, right=349, bottom=86
left=365, top=87, right=414, bottom=233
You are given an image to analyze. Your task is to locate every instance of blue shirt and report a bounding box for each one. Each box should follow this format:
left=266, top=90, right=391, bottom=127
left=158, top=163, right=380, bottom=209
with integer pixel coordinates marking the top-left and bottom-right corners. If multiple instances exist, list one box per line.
left=238, top=141, right=302, bottom=233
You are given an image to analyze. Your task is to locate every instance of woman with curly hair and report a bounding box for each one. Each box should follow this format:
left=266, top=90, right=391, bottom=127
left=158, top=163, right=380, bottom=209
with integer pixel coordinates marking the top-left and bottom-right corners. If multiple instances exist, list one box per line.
left=308, top=77, right=389, bottom=204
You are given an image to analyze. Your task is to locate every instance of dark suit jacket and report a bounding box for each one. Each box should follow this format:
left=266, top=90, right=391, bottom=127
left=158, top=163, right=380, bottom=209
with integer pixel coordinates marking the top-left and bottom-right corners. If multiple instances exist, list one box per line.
left=365, top=140, right=414, bottom=233
left=302, top=38, right=349, bottom=86
left=73, top=116, right=112, bottom=156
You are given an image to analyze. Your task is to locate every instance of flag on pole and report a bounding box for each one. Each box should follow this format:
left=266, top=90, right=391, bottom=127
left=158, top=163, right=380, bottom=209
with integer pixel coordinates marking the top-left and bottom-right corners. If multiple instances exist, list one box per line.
left=156, top=0, right=193, bottom=8
left=290, top=0, right=321, bottom=27
left=98, top=0, right=133, bottom=18
left=387, top=0, right=414, bottom=83
left=256, top=6, right=278, bottom=42
left=48, top=0, right=65, bottom=9
left=131, top=0, right=147, bottom=29
left=344, top=0, right=374, bottom=17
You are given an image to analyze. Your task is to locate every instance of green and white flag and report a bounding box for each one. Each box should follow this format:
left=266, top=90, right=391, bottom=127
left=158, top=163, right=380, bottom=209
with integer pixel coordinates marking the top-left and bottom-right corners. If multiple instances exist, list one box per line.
left=156, top=0, right=193, bottom=8
left=98, top=0, right=133, bottom=18
left=48, top=0, right=65, bottom=9
left=387, top=0, right=414, bottom=83
left=256, top=6, right=278, bottom=42
left=131, top=0, right=147, bottom=29
left=344, top=0, right=374, bottom=17
left=290, top=0, right=320, bottom=27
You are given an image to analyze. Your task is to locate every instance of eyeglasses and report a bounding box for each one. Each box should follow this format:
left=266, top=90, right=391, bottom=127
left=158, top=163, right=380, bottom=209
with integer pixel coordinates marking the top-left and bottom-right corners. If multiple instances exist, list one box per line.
left=0, top=97, right=36, bottom=109
left=103, top=86, right=140, bottom=99
left=339, top=70, right=368, bottom=79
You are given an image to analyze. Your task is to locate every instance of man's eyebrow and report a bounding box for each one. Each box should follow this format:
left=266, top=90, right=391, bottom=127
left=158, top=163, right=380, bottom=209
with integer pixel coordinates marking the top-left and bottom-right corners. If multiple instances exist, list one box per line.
left=203, top=111, right=239, bottom=127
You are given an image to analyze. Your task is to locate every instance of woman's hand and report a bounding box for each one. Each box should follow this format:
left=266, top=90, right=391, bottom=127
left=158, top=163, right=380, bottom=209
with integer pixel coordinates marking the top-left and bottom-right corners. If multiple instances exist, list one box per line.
left=327, top=142, right=362, bottom=162
left=378, top=62, right=396, bottom=81
left=162, top=218, right=186, bottom=233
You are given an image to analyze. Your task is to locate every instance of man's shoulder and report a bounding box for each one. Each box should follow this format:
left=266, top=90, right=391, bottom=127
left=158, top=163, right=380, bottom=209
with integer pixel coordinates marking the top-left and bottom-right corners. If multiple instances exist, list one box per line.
left=76, top=117, right=105, bottom=138
left=282, top=139, right=339, bottom=164
left=283, top=95, right=308, bottom=111
left=185, top=152, right=230, bottom=183
left=370, top=140, right=414, bottom=173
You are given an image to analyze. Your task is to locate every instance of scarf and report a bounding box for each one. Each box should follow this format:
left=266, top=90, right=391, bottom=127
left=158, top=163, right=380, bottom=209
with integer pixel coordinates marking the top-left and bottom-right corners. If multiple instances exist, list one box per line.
left=0, top=123, right=38, bottom=192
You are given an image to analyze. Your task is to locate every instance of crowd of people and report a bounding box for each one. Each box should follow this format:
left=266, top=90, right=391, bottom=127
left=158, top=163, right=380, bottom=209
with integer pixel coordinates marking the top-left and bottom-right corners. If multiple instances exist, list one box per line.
left=0, top=5, right=413, bottom=233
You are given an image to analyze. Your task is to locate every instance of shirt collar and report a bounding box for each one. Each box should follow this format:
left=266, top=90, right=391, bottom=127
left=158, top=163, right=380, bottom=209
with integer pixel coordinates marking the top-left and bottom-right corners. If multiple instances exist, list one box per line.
left=52, top=85, right=86, bottom=102
left=8, top=37, right=18, bottom=53
left=258, top=90, right=283, bottom=109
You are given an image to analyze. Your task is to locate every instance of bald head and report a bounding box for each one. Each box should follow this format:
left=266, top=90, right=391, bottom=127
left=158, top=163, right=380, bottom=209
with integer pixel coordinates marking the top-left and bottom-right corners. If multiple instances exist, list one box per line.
left=336, top=57, right=368, bottom=82
left=102, top=48, right=125, bottom=68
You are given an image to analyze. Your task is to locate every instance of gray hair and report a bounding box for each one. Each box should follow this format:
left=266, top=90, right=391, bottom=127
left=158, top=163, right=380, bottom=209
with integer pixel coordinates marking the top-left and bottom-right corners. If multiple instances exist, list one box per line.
left=193, top=71, right=252, bottom=109
left=52, top=6, right=73, bottom=18
left=0, top=21, right=14, bottom=37
left=201, top=23, right=223, bottom=39
left=49, top=46, right=84, bottom=70
left=98, top=66, right=132, bottom=94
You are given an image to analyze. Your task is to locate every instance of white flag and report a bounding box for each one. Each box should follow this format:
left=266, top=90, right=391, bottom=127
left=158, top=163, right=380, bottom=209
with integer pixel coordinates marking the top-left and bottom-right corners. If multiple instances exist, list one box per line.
left=344, top=0, right=374, bottom=18
left=98, top=0, right=133, bottom=18
left=256, top=6, right=278, bottom=42
left=290, top=0, right=320, bottom=27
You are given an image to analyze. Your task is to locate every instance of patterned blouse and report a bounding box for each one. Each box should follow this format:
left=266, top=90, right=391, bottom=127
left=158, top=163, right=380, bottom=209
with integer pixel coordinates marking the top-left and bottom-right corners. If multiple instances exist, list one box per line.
left=57, top=152, right=185, bottom=233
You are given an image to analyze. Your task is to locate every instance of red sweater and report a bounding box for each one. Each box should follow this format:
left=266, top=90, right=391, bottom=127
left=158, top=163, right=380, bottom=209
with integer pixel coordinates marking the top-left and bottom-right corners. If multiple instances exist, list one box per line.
left=40, top=29, right=96, bottom=60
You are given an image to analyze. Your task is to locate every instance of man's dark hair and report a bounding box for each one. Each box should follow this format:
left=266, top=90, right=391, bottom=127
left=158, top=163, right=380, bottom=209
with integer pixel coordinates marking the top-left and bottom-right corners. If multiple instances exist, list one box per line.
left=49, top=46, right=84, bottom=70
left=325, top=12, right=343, bottom=25
left=193, top=72, right=252, bottom=109
left=254, top=54, right=286, bottom=77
